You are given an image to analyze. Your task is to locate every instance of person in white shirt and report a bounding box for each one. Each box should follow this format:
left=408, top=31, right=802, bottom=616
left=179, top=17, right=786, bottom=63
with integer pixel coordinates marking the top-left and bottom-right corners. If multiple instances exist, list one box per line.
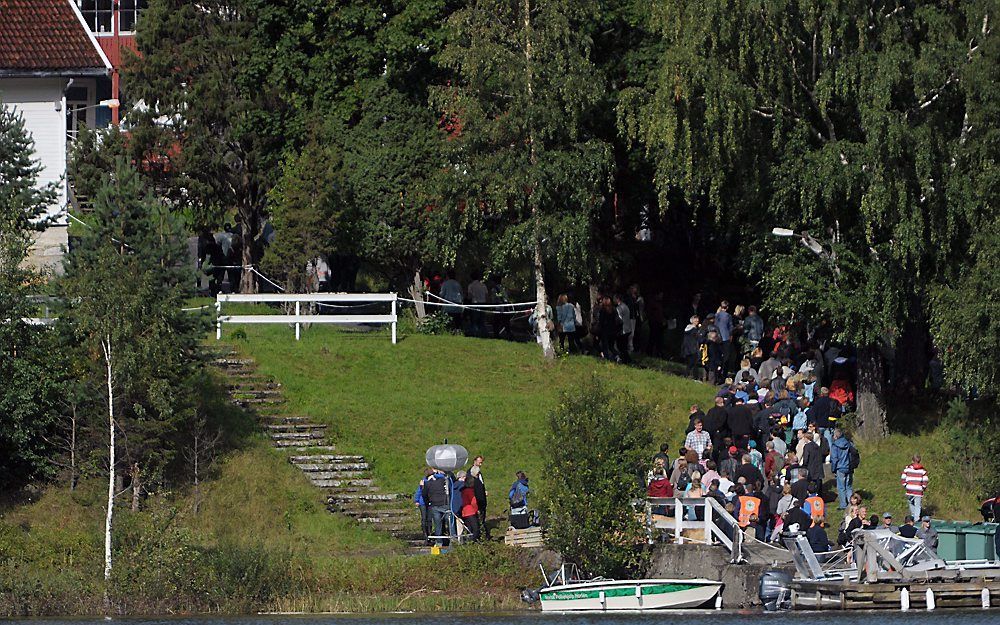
left=684, top=419, right=712, bottom=458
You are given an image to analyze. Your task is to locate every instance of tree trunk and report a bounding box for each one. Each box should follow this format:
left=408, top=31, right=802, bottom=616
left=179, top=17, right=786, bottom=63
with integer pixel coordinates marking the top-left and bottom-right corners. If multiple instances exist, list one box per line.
left=193, top=429, right=201, bottom=517
left=533, top=235, right=555, bottom=360
left=101, top=337, right=115, bottom=582
left=69, top=404, right=77, bottom=492
left=238, top=207, right=258, bottom=294
left=856, top=346, right=888, bottom=441
left=523, top=0, right=554, bottom=361
left=130, top=463, right=141, bottom=512
left=410, top=270, right=426, bottom=319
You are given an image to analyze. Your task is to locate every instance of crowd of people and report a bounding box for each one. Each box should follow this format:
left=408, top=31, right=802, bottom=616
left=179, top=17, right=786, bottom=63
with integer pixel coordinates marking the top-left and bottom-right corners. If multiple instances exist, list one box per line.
left=413, top=456, right=536, bottom=547
left=642, top=295, right=945, bottom=556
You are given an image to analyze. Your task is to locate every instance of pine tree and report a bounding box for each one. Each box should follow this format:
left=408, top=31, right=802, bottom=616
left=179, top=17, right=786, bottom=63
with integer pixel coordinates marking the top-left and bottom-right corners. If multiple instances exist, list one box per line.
left=0, top=103, right=64, bottom=490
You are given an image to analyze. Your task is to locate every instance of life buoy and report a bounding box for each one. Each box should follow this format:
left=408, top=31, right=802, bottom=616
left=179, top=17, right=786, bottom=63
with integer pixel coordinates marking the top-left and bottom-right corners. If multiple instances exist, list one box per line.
left=738, top=496, right=762, bottom=527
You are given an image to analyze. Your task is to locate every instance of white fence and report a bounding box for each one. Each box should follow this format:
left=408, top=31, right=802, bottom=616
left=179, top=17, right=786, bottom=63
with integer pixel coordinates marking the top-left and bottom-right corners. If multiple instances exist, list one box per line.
left=645, top=496, right=744, bottom=561
left=216, top=293, right=398, bottom=343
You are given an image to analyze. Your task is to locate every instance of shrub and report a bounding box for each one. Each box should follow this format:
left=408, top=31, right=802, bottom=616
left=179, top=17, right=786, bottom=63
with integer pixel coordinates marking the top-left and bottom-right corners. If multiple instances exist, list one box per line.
left=542, top=376, right=653, bottom=577
left=416, top=312, right=454, bottom=335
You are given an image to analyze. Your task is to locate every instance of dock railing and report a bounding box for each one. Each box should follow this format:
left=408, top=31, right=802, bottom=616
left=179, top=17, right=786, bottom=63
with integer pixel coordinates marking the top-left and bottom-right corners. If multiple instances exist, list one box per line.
left=645, top=497, right=744, bottom=562
left=215, top=293, right=398, bottom=343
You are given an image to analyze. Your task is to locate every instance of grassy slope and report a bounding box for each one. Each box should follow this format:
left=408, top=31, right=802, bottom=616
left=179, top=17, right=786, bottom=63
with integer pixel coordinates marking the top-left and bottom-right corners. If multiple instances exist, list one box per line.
left=224, top=325, right=716, bottom=497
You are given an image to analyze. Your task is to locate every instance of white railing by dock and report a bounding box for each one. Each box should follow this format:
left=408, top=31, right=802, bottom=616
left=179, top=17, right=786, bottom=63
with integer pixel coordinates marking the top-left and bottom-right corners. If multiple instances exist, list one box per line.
left=215, top=293, right=398, bottom=343
left=645, top=497, right=744, bottom=562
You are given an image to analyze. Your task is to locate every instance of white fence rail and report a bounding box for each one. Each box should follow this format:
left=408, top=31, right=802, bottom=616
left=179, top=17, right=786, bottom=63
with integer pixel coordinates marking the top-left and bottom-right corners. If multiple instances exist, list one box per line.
left=645, top=497, right=744, bottom=561
left=216, top=293, right=398, bottom=343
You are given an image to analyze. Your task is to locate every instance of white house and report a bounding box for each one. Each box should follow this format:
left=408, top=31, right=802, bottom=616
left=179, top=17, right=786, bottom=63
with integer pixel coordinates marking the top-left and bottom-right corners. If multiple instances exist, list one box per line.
left=0, top=0, right=112, bottom=272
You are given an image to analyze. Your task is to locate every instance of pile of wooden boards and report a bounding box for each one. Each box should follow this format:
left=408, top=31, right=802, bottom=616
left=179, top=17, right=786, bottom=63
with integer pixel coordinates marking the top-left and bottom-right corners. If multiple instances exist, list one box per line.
left=505, top=526, right=545, bottom=548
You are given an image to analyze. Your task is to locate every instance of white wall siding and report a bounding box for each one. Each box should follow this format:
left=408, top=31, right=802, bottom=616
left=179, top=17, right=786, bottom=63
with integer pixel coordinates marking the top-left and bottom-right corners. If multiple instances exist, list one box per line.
left=0, top=78, right=69, bottom=224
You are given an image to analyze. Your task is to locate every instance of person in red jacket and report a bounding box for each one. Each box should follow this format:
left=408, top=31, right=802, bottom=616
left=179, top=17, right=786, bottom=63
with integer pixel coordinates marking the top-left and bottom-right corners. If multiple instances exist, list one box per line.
left=458, top=471, right=481, bottom=541
left=647, top=467, right=674, bottom=516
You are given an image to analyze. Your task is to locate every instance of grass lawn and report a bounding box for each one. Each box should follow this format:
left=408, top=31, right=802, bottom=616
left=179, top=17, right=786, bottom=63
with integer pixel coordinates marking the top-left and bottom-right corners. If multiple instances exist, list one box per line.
left=222, top=324, right=717, bottom=498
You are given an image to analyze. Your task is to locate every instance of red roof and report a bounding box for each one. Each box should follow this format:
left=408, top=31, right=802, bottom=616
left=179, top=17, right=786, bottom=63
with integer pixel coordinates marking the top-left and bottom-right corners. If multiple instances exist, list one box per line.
left=0, top=0, right=109, bottom=74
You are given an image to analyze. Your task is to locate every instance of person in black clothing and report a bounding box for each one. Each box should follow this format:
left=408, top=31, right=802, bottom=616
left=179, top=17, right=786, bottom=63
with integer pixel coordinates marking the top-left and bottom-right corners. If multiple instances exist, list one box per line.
left=423, top=470, right=452, bottom=546
left=597, top=297, right=619, bottom=361
left=790, top=468, right=810, bottom=501
left=471, top=456, right=489, bottom=540
left=806, top=516, right=831, bottom=555
left=736, top=454, right=763, bottom=487
left=800, top=432, right=824, bottom=484
left=898, top=515, right=918, bottom=538
left=784, top=500, right=812, bottom=533
left=686, top=404, right=706, bottom=434
left=652, top=443, right=670, bottom=465
left=704, top=396, right=729, bottom=449
left=728, top=398, right=754, bottom=448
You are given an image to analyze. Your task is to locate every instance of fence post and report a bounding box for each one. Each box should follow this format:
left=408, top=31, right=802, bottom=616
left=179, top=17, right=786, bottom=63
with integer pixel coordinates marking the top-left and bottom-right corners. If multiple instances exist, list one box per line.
left=705, top=499, right=714, bottom=545
left=215, top=298, right=222, bottom=340
left=295, top=301, right=301, bottom=341
left=391, top=294, right=397, bottom=344
left=675, top=498, right=683, bottom=544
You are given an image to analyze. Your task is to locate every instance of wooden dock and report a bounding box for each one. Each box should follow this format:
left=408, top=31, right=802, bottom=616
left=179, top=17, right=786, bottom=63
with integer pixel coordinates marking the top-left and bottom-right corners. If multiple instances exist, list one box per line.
left=789, top=578, right=1000, bottom=610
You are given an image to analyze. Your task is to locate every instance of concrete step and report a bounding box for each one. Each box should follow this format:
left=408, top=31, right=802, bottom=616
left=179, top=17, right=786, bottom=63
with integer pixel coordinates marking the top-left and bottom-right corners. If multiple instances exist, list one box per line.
left=231, top=388, right=283, bottom=397
left=293, top=462, right=367, bottom=472
left=269, top=431, right=325, bottom=441
left=282, top=445, right=339, bottom=453
left=309, top=478, right=374, bottom=488
left=264, top=423, right=327, bottom=433
left=298, top=467, right=369, bottom=478
left=327, top=492, right=400, bottom=502
left=340, top=508, right=411, bottom=519
left=227, top=382, right=281, bottom=390
left=261, top=416, right=311, bottom=424
left=272, top=438, right=331, bottom=448
left=303, top=470, right=368, bottom=480
left=213, top=358, right=255, bottom=367
left=290, top=454, right=364, bottom=464
left=237, top=396, right=286, bottom=405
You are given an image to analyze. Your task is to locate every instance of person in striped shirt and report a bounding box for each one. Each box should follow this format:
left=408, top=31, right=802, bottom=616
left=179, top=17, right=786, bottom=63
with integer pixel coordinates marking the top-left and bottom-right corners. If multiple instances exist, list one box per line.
left=684, top=419, right=713, bottom=458
left=901, top=455, right=929, bottom=520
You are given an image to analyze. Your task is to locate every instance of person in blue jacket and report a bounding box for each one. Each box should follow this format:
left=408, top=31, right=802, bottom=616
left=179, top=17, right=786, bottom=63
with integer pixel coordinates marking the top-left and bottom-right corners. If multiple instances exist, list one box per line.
left=829, top=428, right=855, bottom=509
left=509, top=471, right=530, bottom=513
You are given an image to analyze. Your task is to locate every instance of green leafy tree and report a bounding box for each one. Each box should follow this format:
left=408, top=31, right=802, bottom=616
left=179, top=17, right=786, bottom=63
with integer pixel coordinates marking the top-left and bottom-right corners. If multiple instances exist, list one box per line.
left=127, top=0, right=285, bottom=293
left=436, top=0, right=613, bottom=358
left=623, top=1, right=997, bottom=438
left=542, top=377, right=652, bottom=577
left=59, top=157, right=208, bottom=578
left=0, top=103, right=64, bottom=489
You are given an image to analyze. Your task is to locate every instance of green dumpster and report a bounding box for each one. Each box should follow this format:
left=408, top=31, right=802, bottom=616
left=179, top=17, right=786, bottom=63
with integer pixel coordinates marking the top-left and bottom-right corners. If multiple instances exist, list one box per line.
left=963, top=523, right=998, bottom=561
left=931, top=521, right=966, bottom=561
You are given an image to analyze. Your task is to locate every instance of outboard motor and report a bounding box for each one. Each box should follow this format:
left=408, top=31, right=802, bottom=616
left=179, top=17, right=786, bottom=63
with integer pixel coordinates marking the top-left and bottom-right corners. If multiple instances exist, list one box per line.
left=758, top=569, right=793, bottom=611
left=521, top=588, right=540, bottom=604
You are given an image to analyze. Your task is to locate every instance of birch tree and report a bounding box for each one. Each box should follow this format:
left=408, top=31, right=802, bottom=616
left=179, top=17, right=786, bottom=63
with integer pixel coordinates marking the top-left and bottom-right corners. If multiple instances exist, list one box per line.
left=436, top=0, right=612, bottom=359
left=60, top=157, right=207, bottom=579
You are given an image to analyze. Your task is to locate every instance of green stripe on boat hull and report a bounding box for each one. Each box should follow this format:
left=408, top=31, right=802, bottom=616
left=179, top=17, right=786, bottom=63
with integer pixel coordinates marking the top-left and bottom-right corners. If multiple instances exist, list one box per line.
left=543, top=584, right=700, bottom=601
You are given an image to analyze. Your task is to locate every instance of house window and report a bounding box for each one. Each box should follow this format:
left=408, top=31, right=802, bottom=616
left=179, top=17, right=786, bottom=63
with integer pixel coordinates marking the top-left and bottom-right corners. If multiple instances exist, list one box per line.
left=78, top=0, right=148, bottom=34
left=79, top=0, right=112, bottom=33
left=119, top=0, right=148, bottom=33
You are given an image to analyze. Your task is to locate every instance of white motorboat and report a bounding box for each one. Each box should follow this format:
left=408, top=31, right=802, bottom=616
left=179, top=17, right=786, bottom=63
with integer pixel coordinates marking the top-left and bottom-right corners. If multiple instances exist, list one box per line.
left=529, top=565, right=723, bottom=612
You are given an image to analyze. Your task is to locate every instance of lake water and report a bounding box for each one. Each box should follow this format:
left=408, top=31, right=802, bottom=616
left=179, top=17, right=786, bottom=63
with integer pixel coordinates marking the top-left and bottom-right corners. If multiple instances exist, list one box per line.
left=5, top=612, right=1000, bottom=625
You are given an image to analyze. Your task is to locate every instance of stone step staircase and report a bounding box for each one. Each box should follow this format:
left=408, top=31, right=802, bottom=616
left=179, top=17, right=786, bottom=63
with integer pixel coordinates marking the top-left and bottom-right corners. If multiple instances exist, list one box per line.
left=211, top=352, right=426, bottom=550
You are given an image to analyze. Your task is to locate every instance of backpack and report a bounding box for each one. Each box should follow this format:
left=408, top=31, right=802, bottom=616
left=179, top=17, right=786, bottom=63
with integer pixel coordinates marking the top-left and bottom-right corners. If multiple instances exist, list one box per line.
left=675, top=470, right=691, bottom=492
left=847, top=444, right=861, bottom=471
left=510, top=484, right=526, bottom=508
